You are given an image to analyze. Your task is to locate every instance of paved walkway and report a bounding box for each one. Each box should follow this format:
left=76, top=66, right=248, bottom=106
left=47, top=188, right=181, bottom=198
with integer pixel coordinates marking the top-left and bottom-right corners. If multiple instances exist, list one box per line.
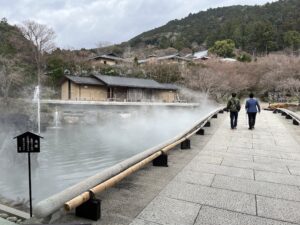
left=129, top=110, right=300, bottom=225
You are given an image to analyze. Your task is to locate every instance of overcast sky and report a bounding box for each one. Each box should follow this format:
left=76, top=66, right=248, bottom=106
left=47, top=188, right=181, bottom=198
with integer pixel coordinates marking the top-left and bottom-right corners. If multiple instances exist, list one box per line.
left=0, top=0, right=276, bottom=49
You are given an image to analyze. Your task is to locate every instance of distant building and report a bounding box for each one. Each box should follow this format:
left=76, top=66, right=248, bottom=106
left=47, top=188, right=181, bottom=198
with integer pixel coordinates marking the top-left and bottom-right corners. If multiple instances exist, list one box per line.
left=61, top=74, right=179, bottom=103
left=138, top=54, right=192, bottom=64
left=88, top=53, right=125, bottom=66
left=220, top=58, right=237, bottom=62
left=187, top=50, right=210, bottom=61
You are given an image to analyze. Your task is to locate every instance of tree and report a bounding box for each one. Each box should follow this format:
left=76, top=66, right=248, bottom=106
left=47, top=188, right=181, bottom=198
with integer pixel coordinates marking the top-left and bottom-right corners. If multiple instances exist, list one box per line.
left=19, top=20, right=56, bottom=85
left=248, top=21, right=277, bottom=54
left=282, top=78, right=300, bottom=103
left=209, top=39, right=235, bottom=58
left=284, top=31, right=300, bottom=51
left=0, top=57, right=22, bottom=105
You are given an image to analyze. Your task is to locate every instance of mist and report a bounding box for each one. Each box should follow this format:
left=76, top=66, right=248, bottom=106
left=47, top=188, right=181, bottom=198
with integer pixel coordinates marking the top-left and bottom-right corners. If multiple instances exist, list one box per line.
left=0, top=89, right=218, bottom=209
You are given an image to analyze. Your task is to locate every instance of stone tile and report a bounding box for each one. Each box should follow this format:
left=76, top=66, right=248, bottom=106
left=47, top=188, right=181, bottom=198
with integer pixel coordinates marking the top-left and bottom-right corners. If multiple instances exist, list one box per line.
left=162, top=181, right=256, bottom=215
left=199, top=151, right=253, bottom=162
left=255, top=171, right=300, bottom=186
left=281, top=152, right=300, bottom=161
left=212, top=175, right=300, bottom=201
left=129, top=219, right=161, bottom=225
left=195, top=206, right=295, bottom=225
left=227, top=147, right=283, bottom=158
left=252, top=150, right=282, bottom=158
left=174, top=170, right=215, bottom=186
left=253, top=134, right=274, bottom=139
left=253, top=156, right=300, bottom=167
left=228, top=142, right=253, bottom=149
left=202, top=146, right=228, bottom=151
left=287, top=166, right=300, bottom=176
left=190, top=155, right=223, bottom=165
left=253, top=145, right=299, bottom=153
left=185, top=162, right=254, bottom=179
left=252, top=138, right=276, bottom=145
left=137, top=196, right=200, bottom=225
left=257, top=195, right=300, bottom=224
left=221, top=159, right=289, bottom=174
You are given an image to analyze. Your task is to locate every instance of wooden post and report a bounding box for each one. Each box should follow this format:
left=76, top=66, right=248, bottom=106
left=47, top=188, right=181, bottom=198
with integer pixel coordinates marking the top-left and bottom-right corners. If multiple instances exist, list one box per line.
left=28, top=153, right=33, bottom=217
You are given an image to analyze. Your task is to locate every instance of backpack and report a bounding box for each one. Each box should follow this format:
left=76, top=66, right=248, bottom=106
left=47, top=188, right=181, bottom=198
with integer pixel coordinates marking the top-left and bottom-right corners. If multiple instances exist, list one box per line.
left=228, top=98, right=240, bottom=112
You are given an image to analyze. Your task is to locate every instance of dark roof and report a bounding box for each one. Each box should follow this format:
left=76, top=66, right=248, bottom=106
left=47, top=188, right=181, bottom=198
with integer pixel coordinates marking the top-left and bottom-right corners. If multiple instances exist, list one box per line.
left=89, top=54, right=124, bottom=62
left=65, top=75, right=104, bottom=86
left=14, top=131, right=43, bottom=139
left=93, top=74, right=177, bottom=90
left=161, top=83, right=179, bottom=90
left=138, top=54, right=192, bottom=64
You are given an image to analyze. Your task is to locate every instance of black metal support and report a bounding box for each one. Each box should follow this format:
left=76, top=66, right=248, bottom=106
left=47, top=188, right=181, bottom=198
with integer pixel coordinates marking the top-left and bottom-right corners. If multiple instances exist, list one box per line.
left=212, top=114, right=218, bottom=118
left=281, top=112, right=287, bottom=116
left=153, top=153, right=168, bottom=167
left=273, top=110, right=278, bottom=114
left=181, top=139, right=191, bottom=149
left=204, top=121, right=211, bottom=127
left=76, top=198, right=101, bottom=221
left=28, top=153, right=32, bottom=217
left=286, top=114, right=292, bottom=119
left=219, top=110, right=224, bottom=114
left=293, top=120, right=300, bottom=126
left=196, top=129, right=205, bottom=135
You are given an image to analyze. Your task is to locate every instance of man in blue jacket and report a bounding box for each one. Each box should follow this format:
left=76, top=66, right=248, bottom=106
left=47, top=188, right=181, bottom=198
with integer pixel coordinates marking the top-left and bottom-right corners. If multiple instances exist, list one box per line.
left=245, top=93, right=261, bottom=130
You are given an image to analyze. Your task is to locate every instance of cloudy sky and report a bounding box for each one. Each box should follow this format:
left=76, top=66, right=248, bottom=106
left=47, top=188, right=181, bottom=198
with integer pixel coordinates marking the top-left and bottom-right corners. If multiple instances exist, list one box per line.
left=0, top=0, right=276, bottom=49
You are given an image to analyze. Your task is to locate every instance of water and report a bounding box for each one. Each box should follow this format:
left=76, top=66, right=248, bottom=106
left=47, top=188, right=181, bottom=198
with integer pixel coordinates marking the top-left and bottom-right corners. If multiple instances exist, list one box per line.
left=0, top=107, right=215, bottom=206
left=33, top=86, right=41, bottom=134
left=52, top=107, right=60, bottom=128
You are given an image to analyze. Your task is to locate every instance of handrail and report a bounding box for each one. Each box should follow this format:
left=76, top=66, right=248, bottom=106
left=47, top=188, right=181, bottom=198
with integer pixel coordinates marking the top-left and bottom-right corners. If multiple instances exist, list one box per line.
left=34, top=107, right=223, bottom=218
left=275, top=108, right=300, bottom=124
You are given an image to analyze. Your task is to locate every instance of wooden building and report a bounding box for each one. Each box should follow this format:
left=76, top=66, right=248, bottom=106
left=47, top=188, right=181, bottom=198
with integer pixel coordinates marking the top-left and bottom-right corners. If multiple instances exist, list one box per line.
left=138, top=54, right=192, bottom=65
left=61, top=74, right=179, bottom=102
left=88, top=53, right=125, bottom=66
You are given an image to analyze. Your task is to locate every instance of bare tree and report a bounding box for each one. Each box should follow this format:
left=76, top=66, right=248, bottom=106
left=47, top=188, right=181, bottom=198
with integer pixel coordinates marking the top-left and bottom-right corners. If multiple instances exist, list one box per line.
left=0, top=57, right=22, bottom=105
left=282, top=78, right=300, bottom=103
left=19, top=20, right=56, bottom=85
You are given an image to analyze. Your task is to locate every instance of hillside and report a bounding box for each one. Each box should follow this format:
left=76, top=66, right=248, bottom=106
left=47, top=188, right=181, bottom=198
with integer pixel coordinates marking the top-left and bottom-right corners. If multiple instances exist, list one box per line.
left=128, top=0, right=300, bottom=54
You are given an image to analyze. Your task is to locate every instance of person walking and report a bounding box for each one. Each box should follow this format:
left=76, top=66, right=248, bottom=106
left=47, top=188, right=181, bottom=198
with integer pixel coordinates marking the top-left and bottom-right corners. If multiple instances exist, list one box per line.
left=227, top=93, right=241, bottom=129
left=245, top=93, right=261, bottom=130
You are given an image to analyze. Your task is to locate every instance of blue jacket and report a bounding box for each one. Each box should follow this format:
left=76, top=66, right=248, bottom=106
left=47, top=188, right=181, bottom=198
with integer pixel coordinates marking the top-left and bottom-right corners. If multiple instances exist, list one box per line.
left=245, top=98, right=260, bottom=113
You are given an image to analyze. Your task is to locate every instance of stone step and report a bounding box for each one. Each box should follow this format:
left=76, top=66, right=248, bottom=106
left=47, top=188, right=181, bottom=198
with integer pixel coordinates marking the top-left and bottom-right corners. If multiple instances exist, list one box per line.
left=0, top=217, right=17, bottom=225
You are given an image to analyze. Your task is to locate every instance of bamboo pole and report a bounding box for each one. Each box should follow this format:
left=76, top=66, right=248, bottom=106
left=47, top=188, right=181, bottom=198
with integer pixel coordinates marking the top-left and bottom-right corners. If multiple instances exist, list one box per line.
left=35, top=108, right=222, bottom=218
left=64, top=115, right=215, bottom=211
left=64, top=151, right=162, bottom=211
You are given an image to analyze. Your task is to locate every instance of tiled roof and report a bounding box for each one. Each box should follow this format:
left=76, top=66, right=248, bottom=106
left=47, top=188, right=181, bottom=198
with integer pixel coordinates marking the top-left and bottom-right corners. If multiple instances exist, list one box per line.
left=93, top=74, right=178, bottom=90
left=65, top=75, right=104, bottom=86
left=138, top=54, right=191, bottom=64
left=65, top=74, right=178, bottom=90
left=89, top=54, right=125, bottom=62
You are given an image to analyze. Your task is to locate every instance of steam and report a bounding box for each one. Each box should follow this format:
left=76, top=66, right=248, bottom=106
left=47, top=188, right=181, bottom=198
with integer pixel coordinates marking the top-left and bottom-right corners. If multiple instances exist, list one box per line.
left=0, top=88, right=218, bottom=207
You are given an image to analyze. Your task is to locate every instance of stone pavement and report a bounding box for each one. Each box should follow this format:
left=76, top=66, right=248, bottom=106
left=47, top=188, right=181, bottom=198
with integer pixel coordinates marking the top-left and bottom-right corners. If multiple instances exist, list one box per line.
left=130, top=110, right=300, bottom=225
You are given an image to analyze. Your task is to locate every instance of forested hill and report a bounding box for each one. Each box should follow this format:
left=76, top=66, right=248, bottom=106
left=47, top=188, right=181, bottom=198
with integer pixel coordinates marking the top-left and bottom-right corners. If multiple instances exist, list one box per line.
left=128, top=0, right=300, bottom=53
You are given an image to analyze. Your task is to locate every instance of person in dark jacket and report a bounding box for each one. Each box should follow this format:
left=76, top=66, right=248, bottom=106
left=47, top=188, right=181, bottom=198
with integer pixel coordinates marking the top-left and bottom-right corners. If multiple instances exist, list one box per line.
left=245, top=93, right=261, bottom=130
left=227, top=93, right=241, bottom=129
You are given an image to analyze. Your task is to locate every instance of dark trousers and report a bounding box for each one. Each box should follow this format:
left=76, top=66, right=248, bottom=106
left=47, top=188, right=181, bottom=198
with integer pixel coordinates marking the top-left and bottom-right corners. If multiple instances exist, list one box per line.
left=230, top=112, right=238, bottom=129
left=248, top=112, right=257, bottom=128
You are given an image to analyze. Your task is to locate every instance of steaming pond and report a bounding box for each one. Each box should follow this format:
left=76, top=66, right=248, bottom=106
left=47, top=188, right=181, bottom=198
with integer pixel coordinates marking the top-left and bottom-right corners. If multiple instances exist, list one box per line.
left=0, top=107, right=214, bottom=205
